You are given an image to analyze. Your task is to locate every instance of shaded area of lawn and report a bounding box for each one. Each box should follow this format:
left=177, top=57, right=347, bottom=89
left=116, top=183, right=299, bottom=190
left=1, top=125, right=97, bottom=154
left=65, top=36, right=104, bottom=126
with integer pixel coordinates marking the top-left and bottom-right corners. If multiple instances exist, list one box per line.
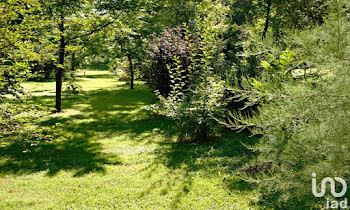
left=37, top=85, right=177, bottom=142
left=0, top=74, right=176, bottom=177
left=0, top=70, right=261, bottom=208
left=140, top=132, right=259, bottom=208
left=0, top=139, right=122, bottom=177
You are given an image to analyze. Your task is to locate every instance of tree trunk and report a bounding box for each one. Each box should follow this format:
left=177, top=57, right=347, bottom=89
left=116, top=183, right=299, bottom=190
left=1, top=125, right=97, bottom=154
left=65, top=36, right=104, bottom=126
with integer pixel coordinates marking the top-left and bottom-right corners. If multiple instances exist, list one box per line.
left=263, top=0, right=272, bottom=38
left=127, top=54, right=134, bottom=89
left=56, top=17, right=65, bottom=112
left=196, top=123, right=208, bottom=142
left=71, top=52, right=76, bottom=78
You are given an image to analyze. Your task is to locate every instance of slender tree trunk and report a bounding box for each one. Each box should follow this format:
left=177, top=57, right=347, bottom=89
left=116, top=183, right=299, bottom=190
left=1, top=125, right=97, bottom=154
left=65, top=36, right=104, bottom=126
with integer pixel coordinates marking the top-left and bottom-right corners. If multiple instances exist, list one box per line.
left=127, top=54, right=134, bottom=89
left=263, top=0, right=272, bottom=38
left=71, top=52, right=76, bottom=77
left=197, top=123, right=208, bottom=142
left=56, top=16, right=65, bottom=112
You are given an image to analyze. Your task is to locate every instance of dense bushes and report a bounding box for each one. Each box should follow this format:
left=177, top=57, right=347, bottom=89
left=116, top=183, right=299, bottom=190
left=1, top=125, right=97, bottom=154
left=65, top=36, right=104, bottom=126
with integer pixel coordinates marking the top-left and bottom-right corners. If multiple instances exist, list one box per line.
left=141, top=1, right=350, bottom=208
left=0, top=101, right=62, bottom=151
left=145, top=20, right=226, bottom=141
left=224, top=2, right=350, bottom=208
left=31, top=62, right=55, bottom=79
left=145, top=26, right=191, bottom=95
left=233, top=58, right=350, bottom=208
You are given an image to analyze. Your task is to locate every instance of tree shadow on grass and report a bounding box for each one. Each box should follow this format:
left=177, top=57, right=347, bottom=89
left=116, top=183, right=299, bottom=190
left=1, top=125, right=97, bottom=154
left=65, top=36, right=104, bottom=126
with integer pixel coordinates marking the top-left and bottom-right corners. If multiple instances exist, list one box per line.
left=34, top=84, right=176, bottom=142
left=140, top=130, right=260, bottom=208
left=0, top=138, right=122, bottom=177
left=75, top=74, right=115, bottom=80
left=0, top=78, right=175, bottom=177
left=1, top=70, right=261, bottom=209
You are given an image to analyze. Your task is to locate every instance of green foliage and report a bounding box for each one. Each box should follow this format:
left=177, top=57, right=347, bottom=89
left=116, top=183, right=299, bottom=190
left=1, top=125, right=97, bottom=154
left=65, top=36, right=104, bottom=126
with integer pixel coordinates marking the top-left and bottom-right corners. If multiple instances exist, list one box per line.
left=0, top=0, right=50, bottom=98
left=114, top=64, right=141, bottom=84
left=65, top=81, right=82, bottom=95
left=115, top=70, right=130, bottom=83
left=221, top=49, right=299, bottom=134
left=0, top=101, right=62, bottom=151
left=270, top=0, right=328, bottom=35
left=223, top=1, right=350, bottom=208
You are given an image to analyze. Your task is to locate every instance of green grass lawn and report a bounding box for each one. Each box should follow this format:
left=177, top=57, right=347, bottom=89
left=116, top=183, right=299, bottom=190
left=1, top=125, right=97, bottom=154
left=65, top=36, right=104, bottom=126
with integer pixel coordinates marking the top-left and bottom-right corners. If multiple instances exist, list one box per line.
left=0, top=70, right=261, bottom=209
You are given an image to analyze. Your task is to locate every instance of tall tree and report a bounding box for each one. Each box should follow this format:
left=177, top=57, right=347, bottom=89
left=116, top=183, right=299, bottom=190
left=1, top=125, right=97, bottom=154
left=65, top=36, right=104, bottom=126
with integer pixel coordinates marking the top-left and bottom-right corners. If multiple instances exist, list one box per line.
left=39, top=0, right=124, bottom=112
left=103, top=1, right=147, bottom=90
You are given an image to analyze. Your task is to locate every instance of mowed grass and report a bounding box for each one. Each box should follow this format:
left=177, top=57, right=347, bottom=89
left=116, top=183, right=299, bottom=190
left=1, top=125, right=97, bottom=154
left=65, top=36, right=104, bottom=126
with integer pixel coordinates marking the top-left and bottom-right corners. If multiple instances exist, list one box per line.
left=0, top=70, right=261, bottom=209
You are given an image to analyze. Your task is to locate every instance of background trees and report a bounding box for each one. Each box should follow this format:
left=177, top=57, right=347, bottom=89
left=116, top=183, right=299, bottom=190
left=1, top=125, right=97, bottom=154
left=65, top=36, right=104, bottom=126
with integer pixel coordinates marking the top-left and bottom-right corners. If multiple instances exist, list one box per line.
left=0, top=0, right=49, bottom=98
left=39, top=0, right=128, bottom=112
left=109, top=9, right=146, bottom=90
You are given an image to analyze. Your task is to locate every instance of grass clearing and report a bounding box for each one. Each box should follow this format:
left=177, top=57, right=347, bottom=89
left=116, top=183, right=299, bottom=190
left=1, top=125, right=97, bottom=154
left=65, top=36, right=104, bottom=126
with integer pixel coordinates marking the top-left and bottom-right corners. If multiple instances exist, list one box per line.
left=0, top=70, right=261, bottom=209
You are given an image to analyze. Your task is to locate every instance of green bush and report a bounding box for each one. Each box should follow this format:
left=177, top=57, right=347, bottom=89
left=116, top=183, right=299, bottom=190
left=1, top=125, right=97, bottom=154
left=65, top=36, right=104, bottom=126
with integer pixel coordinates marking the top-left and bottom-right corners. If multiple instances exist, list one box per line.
left=145, top=26, right=191, bottom=95
left=0, top=101, right=63, bottom=150
left=145, top=18, right=226, bottom=141
left=116, top=70, right=131, bottom=83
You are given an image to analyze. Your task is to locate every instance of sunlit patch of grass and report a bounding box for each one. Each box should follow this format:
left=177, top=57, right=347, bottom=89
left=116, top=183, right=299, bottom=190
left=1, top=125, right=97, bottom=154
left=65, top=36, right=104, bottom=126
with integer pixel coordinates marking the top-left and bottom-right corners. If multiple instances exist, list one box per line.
left=0, top=70, right=261, bottom=209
